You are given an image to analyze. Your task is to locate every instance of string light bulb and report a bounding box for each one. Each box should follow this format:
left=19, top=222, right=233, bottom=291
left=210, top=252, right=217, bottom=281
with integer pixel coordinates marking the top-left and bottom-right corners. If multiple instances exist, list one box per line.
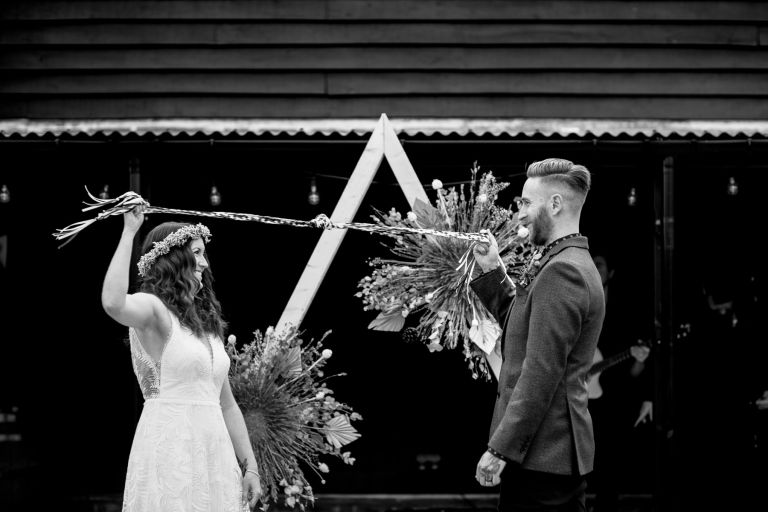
left=308, top=176, right=320, bottom=206
left=0, top=184, right=9, bottom=203
left=727, top=176, right=739, bottom=196
left=209, top=185, right=221, bottom=207
left=627, top=187, right=637, bottom=206
left=98, top=185, right=110, bottom=200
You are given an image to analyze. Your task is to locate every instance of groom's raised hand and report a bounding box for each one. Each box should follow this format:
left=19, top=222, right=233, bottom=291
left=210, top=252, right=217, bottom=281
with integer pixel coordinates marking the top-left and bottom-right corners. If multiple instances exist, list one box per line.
left=472, top=229, right=501, bottom=273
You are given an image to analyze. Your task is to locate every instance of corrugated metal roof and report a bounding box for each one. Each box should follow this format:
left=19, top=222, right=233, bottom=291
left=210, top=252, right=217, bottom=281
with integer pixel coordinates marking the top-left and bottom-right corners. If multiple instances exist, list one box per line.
left=1, top=118, right=767, bottom=138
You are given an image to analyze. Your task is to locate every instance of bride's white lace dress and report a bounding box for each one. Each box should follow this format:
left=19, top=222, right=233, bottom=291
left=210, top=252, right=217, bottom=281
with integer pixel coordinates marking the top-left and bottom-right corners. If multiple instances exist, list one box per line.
left=122, top=308, right=244, bottom=511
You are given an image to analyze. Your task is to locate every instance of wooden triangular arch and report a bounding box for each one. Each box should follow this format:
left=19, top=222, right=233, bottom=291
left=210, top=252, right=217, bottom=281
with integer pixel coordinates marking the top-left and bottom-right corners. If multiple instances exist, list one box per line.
left=277, top=114, right=428, bottom=332
left=276, top=114, right=502, bottom=378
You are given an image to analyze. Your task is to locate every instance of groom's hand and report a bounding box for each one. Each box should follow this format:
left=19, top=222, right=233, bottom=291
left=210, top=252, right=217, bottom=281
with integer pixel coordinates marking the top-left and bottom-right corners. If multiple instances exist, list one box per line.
left=475, top=450, right=506, bottom=487
left=473, top=229, right=501, bottom=273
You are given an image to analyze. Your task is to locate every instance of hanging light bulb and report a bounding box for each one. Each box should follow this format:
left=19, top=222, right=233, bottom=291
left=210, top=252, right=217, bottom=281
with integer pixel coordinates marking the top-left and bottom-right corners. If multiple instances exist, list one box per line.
left=98, top=184, right=110, bottom=200
left=209, top=185, right=221, bottom=207
left=727, top=176, right=739, bottom=196
left=627, top=187, right=637, bottom=206
left=308, top=176, right=320, bottom=206
left=0, top=184, right=9, bottom=204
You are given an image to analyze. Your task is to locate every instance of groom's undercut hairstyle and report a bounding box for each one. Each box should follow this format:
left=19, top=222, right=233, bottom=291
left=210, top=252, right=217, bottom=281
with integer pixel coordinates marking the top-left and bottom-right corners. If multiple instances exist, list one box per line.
left=527, top=158, right=591, bottom=210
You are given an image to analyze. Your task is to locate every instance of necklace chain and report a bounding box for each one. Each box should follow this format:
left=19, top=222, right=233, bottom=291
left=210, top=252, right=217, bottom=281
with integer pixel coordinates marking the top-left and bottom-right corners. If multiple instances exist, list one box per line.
left=517, top=233, right=582, bottom=287
left=539, top=232, right=582, bottom=259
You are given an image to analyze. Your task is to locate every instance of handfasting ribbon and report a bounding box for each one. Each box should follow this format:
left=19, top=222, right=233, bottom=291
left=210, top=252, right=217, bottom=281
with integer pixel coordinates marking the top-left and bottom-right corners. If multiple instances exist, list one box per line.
left=455, top=238, right=515, bottom=340
left=53, top=188, right=492, bottom=248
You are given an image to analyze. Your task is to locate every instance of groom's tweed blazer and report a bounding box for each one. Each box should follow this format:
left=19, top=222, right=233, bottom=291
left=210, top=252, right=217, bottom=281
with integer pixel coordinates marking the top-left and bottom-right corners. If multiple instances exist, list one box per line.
left=471, top=236, right=604, bottom=475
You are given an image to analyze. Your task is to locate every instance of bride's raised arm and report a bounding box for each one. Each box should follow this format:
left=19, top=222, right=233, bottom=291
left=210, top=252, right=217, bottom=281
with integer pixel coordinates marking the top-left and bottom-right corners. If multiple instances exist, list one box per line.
left=101, top=205, right=162, bottom=330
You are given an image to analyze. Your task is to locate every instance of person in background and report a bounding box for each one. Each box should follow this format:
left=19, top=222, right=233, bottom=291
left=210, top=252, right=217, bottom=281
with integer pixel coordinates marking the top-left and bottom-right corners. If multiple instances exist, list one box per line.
left=587, top=253, right=652, bottom=512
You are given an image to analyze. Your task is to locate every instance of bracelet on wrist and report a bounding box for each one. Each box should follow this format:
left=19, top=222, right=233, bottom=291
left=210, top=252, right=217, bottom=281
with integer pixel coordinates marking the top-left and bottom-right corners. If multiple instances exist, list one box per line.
left=245, top=468, right=260, bottom=477
left=487, top=446, right=510, bottom=462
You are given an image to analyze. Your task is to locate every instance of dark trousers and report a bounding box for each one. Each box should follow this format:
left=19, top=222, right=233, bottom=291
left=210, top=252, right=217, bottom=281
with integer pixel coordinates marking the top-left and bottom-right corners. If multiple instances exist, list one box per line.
left=498, top=464, right=587, bottom=512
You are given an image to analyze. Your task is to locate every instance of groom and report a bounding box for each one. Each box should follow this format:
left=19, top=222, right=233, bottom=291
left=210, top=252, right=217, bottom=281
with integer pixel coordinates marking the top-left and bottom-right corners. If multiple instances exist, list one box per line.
left=471, top=158, right=604, bottom=511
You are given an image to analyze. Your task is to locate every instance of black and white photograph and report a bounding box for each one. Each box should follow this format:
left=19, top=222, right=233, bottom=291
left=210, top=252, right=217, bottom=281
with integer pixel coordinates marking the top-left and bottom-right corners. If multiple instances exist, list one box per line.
left=0, top=1, right=766, bottom=511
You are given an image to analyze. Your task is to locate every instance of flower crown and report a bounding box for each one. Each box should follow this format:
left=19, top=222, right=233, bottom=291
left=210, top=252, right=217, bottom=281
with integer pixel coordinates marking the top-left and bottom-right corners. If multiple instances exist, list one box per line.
left=137, top=223, right=212, bottom=277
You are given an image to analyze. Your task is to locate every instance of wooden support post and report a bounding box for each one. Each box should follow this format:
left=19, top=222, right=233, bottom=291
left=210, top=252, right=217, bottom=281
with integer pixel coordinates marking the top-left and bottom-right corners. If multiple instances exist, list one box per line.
left=128, top=156, right=142, bottom=290
left=128, top=156, right=142, bottom=424
left=653, top=156, right=678, bottom=512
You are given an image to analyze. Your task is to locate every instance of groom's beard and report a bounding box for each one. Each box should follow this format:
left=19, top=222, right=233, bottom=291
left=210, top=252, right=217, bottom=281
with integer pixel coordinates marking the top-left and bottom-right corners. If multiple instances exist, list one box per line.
left=530, top=209, right=554, bottom=247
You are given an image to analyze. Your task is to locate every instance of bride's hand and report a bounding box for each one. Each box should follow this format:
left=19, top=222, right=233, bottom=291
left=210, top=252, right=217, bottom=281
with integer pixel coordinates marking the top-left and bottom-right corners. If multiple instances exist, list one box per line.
left=124, top=205, right=145, bottom=234
left=242, top=471, right=262, bottom=509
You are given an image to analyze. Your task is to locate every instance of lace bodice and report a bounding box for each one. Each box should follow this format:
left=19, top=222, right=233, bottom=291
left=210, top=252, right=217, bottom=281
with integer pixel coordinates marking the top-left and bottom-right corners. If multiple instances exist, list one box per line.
left=128, top=311, right=230, bottom=403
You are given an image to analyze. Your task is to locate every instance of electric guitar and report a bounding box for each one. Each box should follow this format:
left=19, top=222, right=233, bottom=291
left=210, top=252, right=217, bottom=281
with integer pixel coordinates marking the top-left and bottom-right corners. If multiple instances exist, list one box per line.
left=587, top=340, right=650, bottom=399
left=586, top=323, right=691, bottom=399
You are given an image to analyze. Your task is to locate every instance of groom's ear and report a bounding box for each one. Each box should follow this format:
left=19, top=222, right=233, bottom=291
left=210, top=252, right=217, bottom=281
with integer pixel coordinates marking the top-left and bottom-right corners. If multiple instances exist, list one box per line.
left=549, top=193, right=563, bottom=214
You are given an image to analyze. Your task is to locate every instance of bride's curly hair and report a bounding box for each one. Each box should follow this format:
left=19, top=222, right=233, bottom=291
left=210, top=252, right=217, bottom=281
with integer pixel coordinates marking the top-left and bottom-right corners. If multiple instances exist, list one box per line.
left=138, top=222, right=227, bottom=340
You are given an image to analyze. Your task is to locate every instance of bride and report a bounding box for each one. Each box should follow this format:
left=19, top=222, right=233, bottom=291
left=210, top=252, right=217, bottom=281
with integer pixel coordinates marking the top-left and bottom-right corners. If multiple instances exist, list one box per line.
left=101, top=204, right=262, bottom=511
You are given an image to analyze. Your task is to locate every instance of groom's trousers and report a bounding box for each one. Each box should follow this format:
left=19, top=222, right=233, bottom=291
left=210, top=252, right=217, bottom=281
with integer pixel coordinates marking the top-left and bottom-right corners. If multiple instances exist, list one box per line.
left=497, top=464, right=587, bottom=512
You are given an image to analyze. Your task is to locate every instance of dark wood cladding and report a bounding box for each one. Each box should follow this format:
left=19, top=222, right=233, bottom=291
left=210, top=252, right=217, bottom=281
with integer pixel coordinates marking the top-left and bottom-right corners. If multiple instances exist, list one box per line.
left=0, top=23, right=761, bottom=46
left=3, top=1, right=768, bottom=21
left=1, top=0, right=766, bottom=120
left=3, top=72, right=767, bottom=96
left=5, top=96, right=768, bottom=119
left=4, top=48, right=768, bottom=71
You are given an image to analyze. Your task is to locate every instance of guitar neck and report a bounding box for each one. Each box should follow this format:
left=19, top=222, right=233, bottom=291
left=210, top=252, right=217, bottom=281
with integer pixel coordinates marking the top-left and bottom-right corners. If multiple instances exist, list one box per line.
left=588, top=349, right=634, bottom=377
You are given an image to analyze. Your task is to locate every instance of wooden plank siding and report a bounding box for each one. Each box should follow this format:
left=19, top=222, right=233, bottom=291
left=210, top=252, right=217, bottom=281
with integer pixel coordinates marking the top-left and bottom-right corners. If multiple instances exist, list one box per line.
left=0, top=0, right=767, bottom=120
left=3, top=1, right=768, bottom=21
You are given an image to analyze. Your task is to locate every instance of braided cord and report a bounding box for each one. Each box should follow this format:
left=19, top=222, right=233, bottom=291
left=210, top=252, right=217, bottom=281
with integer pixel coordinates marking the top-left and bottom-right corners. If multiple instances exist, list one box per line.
left=53, top=189, right=490, bottom=247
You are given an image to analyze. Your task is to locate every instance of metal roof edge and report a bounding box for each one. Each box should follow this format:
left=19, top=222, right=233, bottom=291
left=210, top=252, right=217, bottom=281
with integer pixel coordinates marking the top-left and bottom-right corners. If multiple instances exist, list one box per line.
left=1, top=118, right=767, bottom=138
